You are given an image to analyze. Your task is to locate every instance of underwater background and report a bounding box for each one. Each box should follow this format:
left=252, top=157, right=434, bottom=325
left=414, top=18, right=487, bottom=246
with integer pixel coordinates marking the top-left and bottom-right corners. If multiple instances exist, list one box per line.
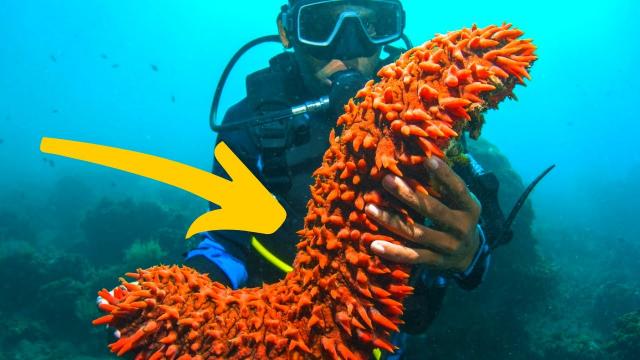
left=1, top=0, right=639, bottom=359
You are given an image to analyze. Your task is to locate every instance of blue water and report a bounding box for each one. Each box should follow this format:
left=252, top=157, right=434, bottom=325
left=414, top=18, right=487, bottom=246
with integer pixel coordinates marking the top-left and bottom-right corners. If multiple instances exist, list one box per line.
left=1, top=1, right=638, bottom=359
left=2, top=0, right=639, bottom=237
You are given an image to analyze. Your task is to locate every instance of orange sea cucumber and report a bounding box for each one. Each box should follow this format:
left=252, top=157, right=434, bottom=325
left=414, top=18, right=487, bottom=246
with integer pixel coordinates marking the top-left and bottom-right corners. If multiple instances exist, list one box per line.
left=94, top=23, right=536, bottom=359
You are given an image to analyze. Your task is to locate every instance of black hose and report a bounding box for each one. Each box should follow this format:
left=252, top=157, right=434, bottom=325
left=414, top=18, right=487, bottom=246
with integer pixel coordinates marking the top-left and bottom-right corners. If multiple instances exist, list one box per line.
left=212, top=108, right=294, bottom=132
left=209, top=35, right=282, bottom=132
left=491, top=164, right=556, bottom=250
left=209, top=34, right=413, bottom=132
left=401, top=33, right=413, bottom=49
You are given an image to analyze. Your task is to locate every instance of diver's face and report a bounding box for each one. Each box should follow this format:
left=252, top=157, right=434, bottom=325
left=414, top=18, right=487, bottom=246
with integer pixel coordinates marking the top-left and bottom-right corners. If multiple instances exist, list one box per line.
left=294, top=47, right=381, bottom=97
left=290, top=1, right=383, bottom=96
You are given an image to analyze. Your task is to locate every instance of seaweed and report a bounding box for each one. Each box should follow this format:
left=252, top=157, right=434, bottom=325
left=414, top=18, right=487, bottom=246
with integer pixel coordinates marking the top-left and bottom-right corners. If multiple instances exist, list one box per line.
left=78, top=198, right=188, bottom=266
left=606, top=310, right=640, bottom=360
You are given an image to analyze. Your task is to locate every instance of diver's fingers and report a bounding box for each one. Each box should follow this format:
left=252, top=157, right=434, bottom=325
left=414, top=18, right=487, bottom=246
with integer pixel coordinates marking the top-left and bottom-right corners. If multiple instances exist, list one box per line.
left=425, top=157, right=480, bottom=215
left=370, top=240, right=445, bottom=267
left=365, top=203, right=414, bottom=239
left=381, top=174, right=460, bottom=230
left=96, top=288, right=116, bottom=306
left=96, top=289, right=121, bottom=339
left=96, top=281, right=139, bottom=305
left=365, top=204, right=458, bottom=254
left=316, top=60, right=347, bottom=86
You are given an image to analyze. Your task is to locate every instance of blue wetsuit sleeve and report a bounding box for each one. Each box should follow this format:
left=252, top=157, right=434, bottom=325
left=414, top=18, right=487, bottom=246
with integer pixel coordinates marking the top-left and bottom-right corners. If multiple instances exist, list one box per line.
left=185, top=233, right=249, bottom=289
left=453, top=224, right=492, bottom=290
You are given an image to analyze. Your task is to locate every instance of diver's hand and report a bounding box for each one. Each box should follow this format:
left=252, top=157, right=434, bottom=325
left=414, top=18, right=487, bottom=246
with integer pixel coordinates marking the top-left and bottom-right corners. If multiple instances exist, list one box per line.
left=315, top=59, right=348, bottom=87
left=96, top=287, right=122, bottom=338
left=365, top=157, right=481, bottom=273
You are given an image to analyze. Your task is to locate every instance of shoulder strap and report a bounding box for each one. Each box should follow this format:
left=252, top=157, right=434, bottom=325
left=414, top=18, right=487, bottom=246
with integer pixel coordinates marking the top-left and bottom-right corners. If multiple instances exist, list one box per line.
left=245, top=52, right=307, bottom=113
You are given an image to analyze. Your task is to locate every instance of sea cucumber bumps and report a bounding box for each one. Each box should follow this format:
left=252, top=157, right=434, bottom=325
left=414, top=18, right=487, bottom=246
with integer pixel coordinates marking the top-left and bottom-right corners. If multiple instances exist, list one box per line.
left=94, top=23, right=536, bottom=360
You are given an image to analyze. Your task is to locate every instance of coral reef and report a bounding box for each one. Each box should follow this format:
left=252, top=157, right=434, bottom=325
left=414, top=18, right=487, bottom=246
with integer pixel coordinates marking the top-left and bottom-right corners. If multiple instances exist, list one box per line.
left=0, top=239, right=106, bottom=357
left=124, top=240, right=169, bottom=269
left=46, top=176, right=94, bottom=234
left=592, top=281, right=640, bottom=333
left=0, top=210, right=37, bottom=244
left=0, top=193, right=199, bottom=359
left=537, top=331, right=603, bottom=360
left=80, top=198, right=189, bottom=266
left=95, top=24, right=536, bottom=359
left=606, top=310, right=640, bottom=359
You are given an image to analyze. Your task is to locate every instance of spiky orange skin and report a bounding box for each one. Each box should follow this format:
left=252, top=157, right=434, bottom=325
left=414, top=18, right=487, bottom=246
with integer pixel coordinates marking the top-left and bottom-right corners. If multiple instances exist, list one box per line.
left=94, top=24, right=536, bottom=360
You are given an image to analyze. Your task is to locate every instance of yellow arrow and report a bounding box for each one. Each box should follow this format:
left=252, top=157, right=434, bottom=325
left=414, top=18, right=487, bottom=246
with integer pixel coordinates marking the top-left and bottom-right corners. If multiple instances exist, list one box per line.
left=40, top=137, right=286, bottom=238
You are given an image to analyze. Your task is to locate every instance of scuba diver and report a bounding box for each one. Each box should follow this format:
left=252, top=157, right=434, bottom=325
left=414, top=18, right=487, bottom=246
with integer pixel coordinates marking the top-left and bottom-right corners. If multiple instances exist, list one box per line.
left=183, top=0, right=552, bottom=358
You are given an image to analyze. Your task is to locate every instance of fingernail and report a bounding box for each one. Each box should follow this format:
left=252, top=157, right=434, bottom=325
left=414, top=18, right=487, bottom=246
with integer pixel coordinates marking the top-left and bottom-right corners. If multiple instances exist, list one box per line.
left=382, top=174, right=397, bottom=189
left=366, top=204, right=379, bottom=216
left=371, top=240, right=386, bottom=254
left=427, top=157, right=439, bottom=169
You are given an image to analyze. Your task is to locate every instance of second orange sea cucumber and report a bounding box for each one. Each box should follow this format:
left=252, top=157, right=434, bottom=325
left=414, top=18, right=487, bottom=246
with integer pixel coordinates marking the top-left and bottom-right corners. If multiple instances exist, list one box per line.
left=94, top=23, right=537, bottom=359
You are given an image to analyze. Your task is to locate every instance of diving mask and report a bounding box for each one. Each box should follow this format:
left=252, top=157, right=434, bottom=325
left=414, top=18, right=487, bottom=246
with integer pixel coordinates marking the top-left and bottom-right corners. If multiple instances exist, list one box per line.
left=281, top=0, right=406, bottom=60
